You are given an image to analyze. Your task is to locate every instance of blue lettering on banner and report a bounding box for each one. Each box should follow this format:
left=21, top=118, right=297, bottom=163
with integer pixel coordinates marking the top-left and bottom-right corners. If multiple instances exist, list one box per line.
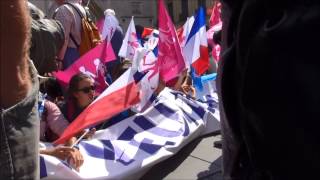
left=40, top=156, right=47, bottom=178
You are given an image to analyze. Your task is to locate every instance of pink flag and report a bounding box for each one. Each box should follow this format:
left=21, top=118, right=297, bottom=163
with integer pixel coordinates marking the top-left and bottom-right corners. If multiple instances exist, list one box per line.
left=207, top=2, right=222, bottom=62
left=209, top=2, right=222, bottom=27
left=54, top=41, right=116, bottom=93
left=96, top=18, right=104, bottom=34
left=157, top=0, right=186, bottom=83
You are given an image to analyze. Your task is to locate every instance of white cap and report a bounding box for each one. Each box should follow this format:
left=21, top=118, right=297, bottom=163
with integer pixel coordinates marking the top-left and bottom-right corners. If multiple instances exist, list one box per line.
left=104, top=9, right=115, bottom=16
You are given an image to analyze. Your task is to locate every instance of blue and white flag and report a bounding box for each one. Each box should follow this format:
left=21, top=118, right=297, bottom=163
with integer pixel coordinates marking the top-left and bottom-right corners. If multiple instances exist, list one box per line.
left=40, top=88, right=220, bottom=179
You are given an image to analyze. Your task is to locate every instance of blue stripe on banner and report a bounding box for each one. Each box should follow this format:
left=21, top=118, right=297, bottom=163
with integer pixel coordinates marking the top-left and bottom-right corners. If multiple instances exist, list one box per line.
left=183, top=118, right=190, bottom=136
left=186, top=7, right=206, bottom=44
left=118, top=127, right=138, bottom=141
left=165, top=141, right=175, bottom=146
left=101, top=140, right=116, bottom=160
left=189, top=103, right=206, bottom=118
left=134, top=115, right=156, bottom=130
left=40, top=156, right=47, bottom=178
left=149, top=127, right=182, bottom=138
left=154, top=103, right=176, bottom=118
left=149, top=93, right=157, bottom=103
left=180, top=97, right=206, bottom=118
left=82, top=141, right=115, bottom=160
left=171, top=91, right=184, bottom=100
left=117, top=157, right=135, bottom=166
left=133, top=71, right=147, bottom=83
left=181, top=109, right=200, bottom=126
left=139, top=140, right=162, bottom=154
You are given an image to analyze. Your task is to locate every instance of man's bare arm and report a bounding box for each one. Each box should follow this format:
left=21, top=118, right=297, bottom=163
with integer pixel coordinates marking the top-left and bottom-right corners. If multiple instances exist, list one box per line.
left=0, top=0, right=32, bottom=108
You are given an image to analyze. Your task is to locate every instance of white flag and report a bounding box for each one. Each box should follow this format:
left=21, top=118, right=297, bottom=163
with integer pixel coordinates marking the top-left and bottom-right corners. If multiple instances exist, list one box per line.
left=118, top=17, right=140, bottom=60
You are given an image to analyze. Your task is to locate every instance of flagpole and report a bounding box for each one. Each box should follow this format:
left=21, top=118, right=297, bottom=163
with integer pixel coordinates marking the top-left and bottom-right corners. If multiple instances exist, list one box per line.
left=70, top=129, right=90, bottom=148
left=86, top=0, right=91, bottom=7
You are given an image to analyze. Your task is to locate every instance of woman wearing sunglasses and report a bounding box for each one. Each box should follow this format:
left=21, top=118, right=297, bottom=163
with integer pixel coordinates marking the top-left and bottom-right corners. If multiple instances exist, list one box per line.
left=61, top=73, right=96, bottom=122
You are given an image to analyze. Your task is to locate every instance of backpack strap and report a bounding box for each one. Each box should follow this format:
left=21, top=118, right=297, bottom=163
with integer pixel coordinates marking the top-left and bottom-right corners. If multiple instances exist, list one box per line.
left=64, top=3, right=85, bottom=19
left=64, top=3, right=86, bottom=49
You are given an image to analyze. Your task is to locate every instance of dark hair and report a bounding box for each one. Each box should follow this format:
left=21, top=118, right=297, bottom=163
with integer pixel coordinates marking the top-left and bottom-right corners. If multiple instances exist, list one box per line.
left=68, top=73, right=92, bottom=98
left=112, top=60, right=132, bottom=80
left=135, top=25, right=144, bottom=37
left=40, top=78, right=63, bottom=99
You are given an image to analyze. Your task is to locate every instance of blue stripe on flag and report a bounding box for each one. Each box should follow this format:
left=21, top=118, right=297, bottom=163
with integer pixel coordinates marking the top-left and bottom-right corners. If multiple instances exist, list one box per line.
left=152, top=46, right=158, bottom=57
left=186, top=7, right=206, bottom=44
left=118, top=127, right=138, bottom=140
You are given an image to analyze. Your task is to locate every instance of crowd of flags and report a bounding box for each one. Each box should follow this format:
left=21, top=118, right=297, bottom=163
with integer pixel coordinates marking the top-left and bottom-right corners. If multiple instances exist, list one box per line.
left=53, top=0, right=222, bottom=145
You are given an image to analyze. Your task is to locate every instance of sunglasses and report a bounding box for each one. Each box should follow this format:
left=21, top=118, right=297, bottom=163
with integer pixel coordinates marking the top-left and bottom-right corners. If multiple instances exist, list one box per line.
left=77, top=85, right=95, bottom=93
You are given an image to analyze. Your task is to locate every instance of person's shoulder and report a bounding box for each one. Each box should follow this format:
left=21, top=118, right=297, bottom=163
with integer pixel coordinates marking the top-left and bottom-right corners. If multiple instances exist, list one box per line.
left=44, top=100, right=61, bottom=112
left=55, top=4, right=74, bottom=16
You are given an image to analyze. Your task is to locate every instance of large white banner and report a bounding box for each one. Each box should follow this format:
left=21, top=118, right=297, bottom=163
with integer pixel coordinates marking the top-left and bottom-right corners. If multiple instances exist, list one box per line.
left=40, top=88, right=220, bottom=179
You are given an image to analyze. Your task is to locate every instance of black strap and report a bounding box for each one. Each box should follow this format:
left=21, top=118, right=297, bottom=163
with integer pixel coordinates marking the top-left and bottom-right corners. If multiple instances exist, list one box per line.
left=69, top=33, right=79, bottom=49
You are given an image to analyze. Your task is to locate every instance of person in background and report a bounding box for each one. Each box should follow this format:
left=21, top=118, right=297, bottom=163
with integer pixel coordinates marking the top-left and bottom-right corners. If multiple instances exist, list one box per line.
left=38, top=97, right=84, bottom=172
left=95, top=60, right=134, bottom=130
left=1, top=1, right=39, bottom=178
left=101, top=9, right=124, bottom=83
left=28, top=2, right=65, bottom=75
left=61, top=73, right=96, bottom=122
left=54, top=0, right=86, bottom=69
left=219, top=0, right=320, bottom=179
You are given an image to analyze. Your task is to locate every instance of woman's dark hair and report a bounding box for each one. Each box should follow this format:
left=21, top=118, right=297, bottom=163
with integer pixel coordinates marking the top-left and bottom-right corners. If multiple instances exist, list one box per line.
left=68, top=73, right=92, bottom=98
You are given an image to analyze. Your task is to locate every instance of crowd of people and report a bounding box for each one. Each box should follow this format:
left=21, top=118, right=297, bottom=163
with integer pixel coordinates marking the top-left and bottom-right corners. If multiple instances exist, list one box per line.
left=1, top=0, right=207, bottom=178
left=2, top=0, right=319, bottom=179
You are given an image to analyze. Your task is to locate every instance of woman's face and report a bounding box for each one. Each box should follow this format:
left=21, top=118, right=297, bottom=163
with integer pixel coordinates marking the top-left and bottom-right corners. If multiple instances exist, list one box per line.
left=73, top=78, right=95, bottom=108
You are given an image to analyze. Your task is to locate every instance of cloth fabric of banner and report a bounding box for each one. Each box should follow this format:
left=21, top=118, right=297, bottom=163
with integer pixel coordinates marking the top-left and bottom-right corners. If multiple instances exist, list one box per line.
left=40, top=88, right=220, bottom=179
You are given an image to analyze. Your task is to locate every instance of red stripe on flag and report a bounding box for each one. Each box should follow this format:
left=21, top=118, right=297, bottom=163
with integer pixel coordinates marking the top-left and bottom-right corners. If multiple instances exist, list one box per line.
left=192, top=45, right=209, bottom=75
left=54, top=82, right=140, bottom=145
